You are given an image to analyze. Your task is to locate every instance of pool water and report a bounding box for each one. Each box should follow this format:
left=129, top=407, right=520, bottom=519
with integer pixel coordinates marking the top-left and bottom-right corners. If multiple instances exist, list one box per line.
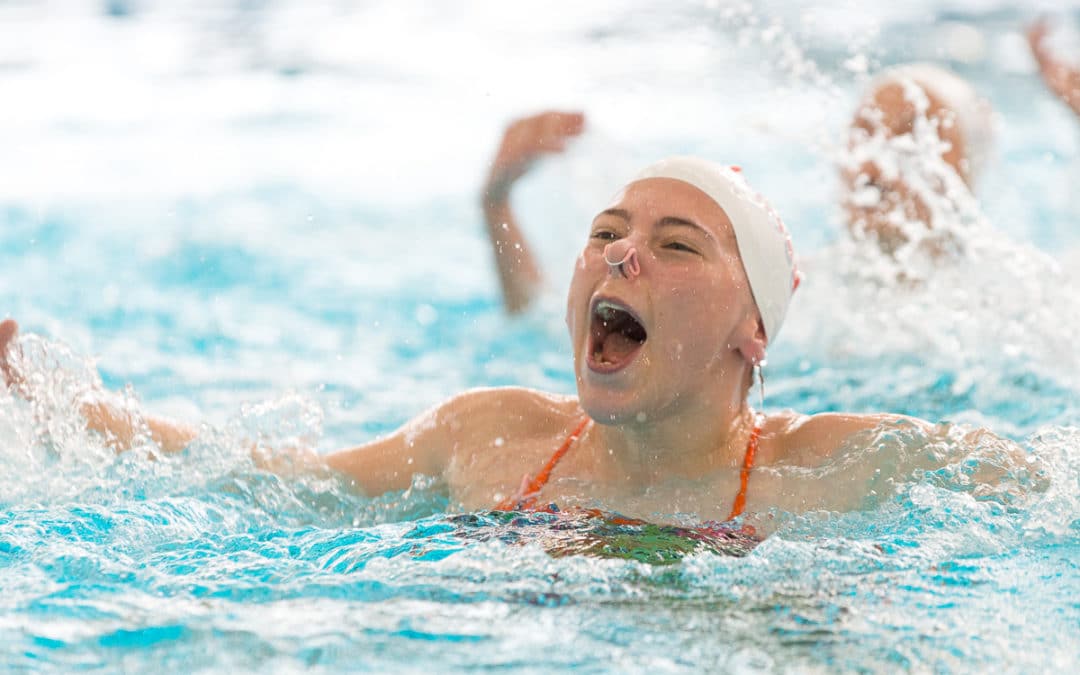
left=1, top=1, right=1079, bottom=671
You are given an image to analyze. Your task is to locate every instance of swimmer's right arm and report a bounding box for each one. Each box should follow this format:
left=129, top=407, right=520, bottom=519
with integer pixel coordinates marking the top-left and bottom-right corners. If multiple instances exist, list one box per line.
left=320, top=403, right=452, bottom=495
left=321, top=388, right=521, bottom=495
left=0, top=319, right=197, bottom=454
left=1028, top=20, right=1080, bottom=119
left=1, top=319, right=480, bottom=494
left=481, top=111, right=585, bottom=314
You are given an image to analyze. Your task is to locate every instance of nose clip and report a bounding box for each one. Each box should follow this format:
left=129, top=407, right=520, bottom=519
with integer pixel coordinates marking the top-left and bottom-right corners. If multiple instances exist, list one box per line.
left=603, top=241, right=641, bottom=279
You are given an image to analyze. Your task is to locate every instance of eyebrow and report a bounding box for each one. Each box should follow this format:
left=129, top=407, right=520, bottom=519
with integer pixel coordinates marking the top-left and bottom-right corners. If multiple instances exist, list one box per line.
left=595, top=209, right=716, bottom=241
left=655, top=216, right=715, bottom=240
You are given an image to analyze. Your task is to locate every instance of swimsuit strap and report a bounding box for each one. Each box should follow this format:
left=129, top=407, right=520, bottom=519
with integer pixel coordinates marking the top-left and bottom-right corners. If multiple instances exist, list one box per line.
left=494, top=416, right=592, bottom=511
left=727, top=417, right=763, bottom=521
left=495, top=414, right=762, bottom=521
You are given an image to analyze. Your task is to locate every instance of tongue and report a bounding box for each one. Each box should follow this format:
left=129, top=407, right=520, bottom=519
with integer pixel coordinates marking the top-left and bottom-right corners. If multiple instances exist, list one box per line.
left=599, top=330, right=641, bottom=366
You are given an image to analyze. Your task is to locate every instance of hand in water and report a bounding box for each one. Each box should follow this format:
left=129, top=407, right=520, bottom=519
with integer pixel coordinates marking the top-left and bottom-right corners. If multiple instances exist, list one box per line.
left=483, top=110, right=585, bottom=206
left=1028, top=19, right=1080, bottom=118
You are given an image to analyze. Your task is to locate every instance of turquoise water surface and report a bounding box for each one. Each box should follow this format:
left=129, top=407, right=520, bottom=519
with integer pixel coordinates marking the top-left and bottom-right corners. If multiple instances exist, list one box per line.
left=1, top=1, right=1079, bottom=672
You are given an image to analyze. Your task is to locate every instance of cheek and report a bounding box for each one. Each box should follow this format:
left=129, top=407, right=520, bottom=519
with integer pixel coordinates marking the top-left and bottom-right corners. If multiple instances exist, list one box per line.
left=566, top=251, right=600, bottom=334
left=655, top=277, right=739, bottom=359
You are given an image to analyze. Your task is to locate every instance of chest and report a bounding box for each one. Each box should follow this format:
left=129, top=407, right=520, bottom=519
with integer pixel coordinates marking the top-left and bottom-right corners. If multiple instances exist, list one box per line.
left=442, top=433, right=564, bottom=509
left=443, top=434, right=783, bottom=522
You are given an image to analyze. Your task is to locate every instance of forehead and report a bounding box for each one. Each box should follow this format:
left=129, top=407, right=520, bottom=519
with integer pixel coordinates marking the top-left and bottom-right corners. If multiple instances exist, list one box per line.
left=600, top=177, right=738, bottom=243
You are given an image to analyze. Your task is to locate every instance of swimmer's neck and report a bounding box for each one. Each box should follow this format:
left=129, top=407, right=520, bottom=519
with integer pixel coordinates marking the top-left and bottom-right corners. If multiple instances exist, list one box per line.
left=585, top=384, right=757, bottom=487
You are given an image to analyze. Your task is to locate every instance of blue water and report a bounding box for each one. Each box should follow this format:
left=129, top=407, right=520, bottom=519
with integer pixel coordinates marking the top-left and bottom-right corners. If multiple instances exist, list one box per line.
left=2, top=1, right=1079, bottom=672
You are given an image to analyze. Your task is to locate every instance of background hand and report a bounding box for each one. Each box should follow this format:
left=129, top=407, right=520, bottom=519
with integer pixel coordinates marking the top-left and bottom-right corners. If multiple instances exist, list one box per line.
left=0, top=318, right=27, bottom=396
left=483, top=110, right=585, bottom=206
left=1027, top=19, right=1080, bottom=118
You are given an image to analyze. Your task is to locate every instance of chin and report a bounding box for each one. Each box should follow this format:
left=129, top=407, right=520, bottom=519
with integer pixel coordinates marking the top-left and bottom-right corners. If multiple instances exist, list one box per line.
left=578, top=399, right=639, bottom=426
left=575, top=376, right=650, bottom=427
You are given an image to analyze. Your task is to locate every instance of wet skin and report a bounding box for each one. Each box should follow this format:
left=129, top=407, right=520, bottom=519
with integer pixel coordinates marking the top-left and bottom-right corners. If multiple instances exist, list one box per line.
left=843, top=81, right=971, bottom=253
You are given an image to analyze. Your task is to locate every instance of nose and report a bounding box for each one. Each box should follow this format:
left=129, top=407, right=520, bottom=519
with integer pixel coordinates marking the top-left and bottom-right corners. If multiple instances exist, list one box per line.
left=603, top=239, right=641, bottom=279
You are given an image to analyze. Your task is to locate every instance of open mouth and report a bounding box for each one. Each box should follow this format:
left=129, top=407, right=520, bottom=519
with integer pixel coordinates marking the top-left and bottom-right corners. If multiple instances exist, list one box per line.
left=587, top=298, right=647, bottom=373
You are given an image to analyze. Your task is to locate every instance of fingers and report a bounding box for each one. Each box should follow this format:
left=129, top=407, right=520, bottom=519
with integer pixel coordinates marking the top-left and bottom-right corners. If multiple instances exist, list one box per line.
left=0, top=319, right=21, bottom=389
left=1027, top=19, right=1056, bottom=75
left=1026, top=19, right=1049, bottom=52
left=531, top=110, right=586, bottom=151
left=1025, top=20, right=1080, bottom=114
left=543, top=110, right=586, bottom=135
left=484, top=109, right=587, bottom=202
left=0, top=319, right=17, bottom=352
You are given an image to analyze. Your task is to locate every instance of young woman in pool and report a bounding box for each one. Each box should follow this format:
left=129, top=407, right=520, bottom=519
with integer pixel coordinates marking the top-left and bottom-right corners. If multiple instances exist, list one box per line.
left=0, top=157, right=1034, bottom=528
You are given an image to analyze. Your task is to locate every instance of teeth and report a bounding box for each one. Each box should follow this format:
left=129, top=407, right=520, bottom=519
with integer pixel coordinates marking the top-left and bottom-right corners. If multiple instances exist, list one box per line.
left=595, top=300, right=621, bottom=320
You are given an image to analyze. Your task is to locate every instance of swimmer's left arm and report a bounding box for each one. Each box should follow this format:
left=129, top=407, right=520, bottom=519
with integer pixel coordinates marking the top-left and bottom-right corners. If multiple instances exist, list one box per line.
left=779, top=412, right=1045, bottom=512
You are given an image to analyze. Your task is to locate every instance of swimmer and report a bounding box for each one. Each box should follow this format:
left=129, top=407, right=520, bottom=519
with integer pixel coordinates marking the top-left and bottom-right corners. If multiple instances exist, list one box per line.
left=840, top=63, right=994, bottom=256
left=481, top=110, right=585, bottom=313
left=0, top=158, right=1037, bottom=532
left=1028, top=19, right=1080, bottom=120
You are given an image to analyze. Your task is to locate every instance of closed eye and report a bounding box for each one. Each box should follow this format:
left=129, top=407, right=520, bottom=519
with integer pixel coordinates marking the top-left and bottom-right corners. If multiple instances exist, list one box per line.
left=663, top=241, right=700, bottom=255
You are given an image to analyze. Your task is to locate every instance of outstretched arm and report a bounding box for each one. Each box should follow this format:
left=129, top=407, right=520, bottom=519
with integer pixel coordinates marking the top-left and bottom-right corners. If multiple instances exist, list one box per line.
left=0, top=319, right=197, bottom=453
left=776, top=412, right=1044, bottom=513
left=2, top=318, right=460, bottom=495
left=1028, top=20, right=1080, bottom=119
left=0, top=317, right=196, bottom=453
left=481, top=110, right=585, bottom=314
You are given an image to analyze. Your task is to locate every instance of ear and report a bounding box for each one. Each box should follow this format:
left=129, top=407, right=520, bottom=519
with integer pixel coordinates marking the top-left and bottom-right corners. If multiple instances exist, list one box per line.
left=736, top=316, right=768, bottom=367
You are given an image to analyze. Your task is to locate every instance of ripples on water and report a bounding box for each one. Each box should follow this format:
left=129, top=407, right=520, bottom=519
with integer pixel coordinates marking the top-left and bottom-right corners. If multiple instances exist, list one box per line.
left=2, top=0, right=1079, bottom=671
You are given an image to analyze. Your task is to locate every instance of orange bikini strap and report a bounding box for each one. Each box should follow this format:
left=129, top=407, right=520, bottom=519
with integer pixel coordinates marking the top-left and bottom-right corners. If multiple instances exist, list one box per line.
left=727, top=419, right=762, bottom=521
left=498, top=415, right=759, bottom=518
left=495, top=416, right=591, bottom=511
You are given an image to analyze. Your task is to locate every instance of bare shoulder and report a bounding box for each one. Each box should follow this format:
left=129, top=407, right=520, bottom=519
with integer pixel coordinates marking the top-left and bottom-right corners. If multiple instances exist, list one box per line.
left=764, top=409, right=932, bottom=466
left=436, top=387, right=586, bottom=493
left=435, top=386, right=583, bottom=442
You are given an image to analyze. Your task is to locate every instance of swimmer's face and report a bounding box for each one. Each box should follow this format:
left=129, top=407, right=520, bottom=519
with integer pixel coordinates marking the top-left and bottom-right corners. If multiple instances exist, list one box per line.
left=842, top=81, right=968, bottom=252
left=566, top=178, right=762, bottom=426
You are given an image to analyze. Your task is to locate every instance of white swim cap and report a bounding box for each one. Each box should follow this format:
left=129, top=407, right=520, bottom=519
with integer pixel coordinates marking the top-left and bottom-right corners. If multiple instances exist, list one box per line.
left=632, top=157, right=800, bottom=344
left=870, top=63, right=995, bottom=182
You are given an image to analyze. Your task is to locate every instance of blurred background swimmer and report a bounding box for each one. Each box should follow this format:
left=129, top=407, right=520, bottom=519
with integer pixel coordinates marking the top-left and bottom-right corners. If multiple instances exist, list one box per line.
left=839, top=63, right=994, bottom=259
